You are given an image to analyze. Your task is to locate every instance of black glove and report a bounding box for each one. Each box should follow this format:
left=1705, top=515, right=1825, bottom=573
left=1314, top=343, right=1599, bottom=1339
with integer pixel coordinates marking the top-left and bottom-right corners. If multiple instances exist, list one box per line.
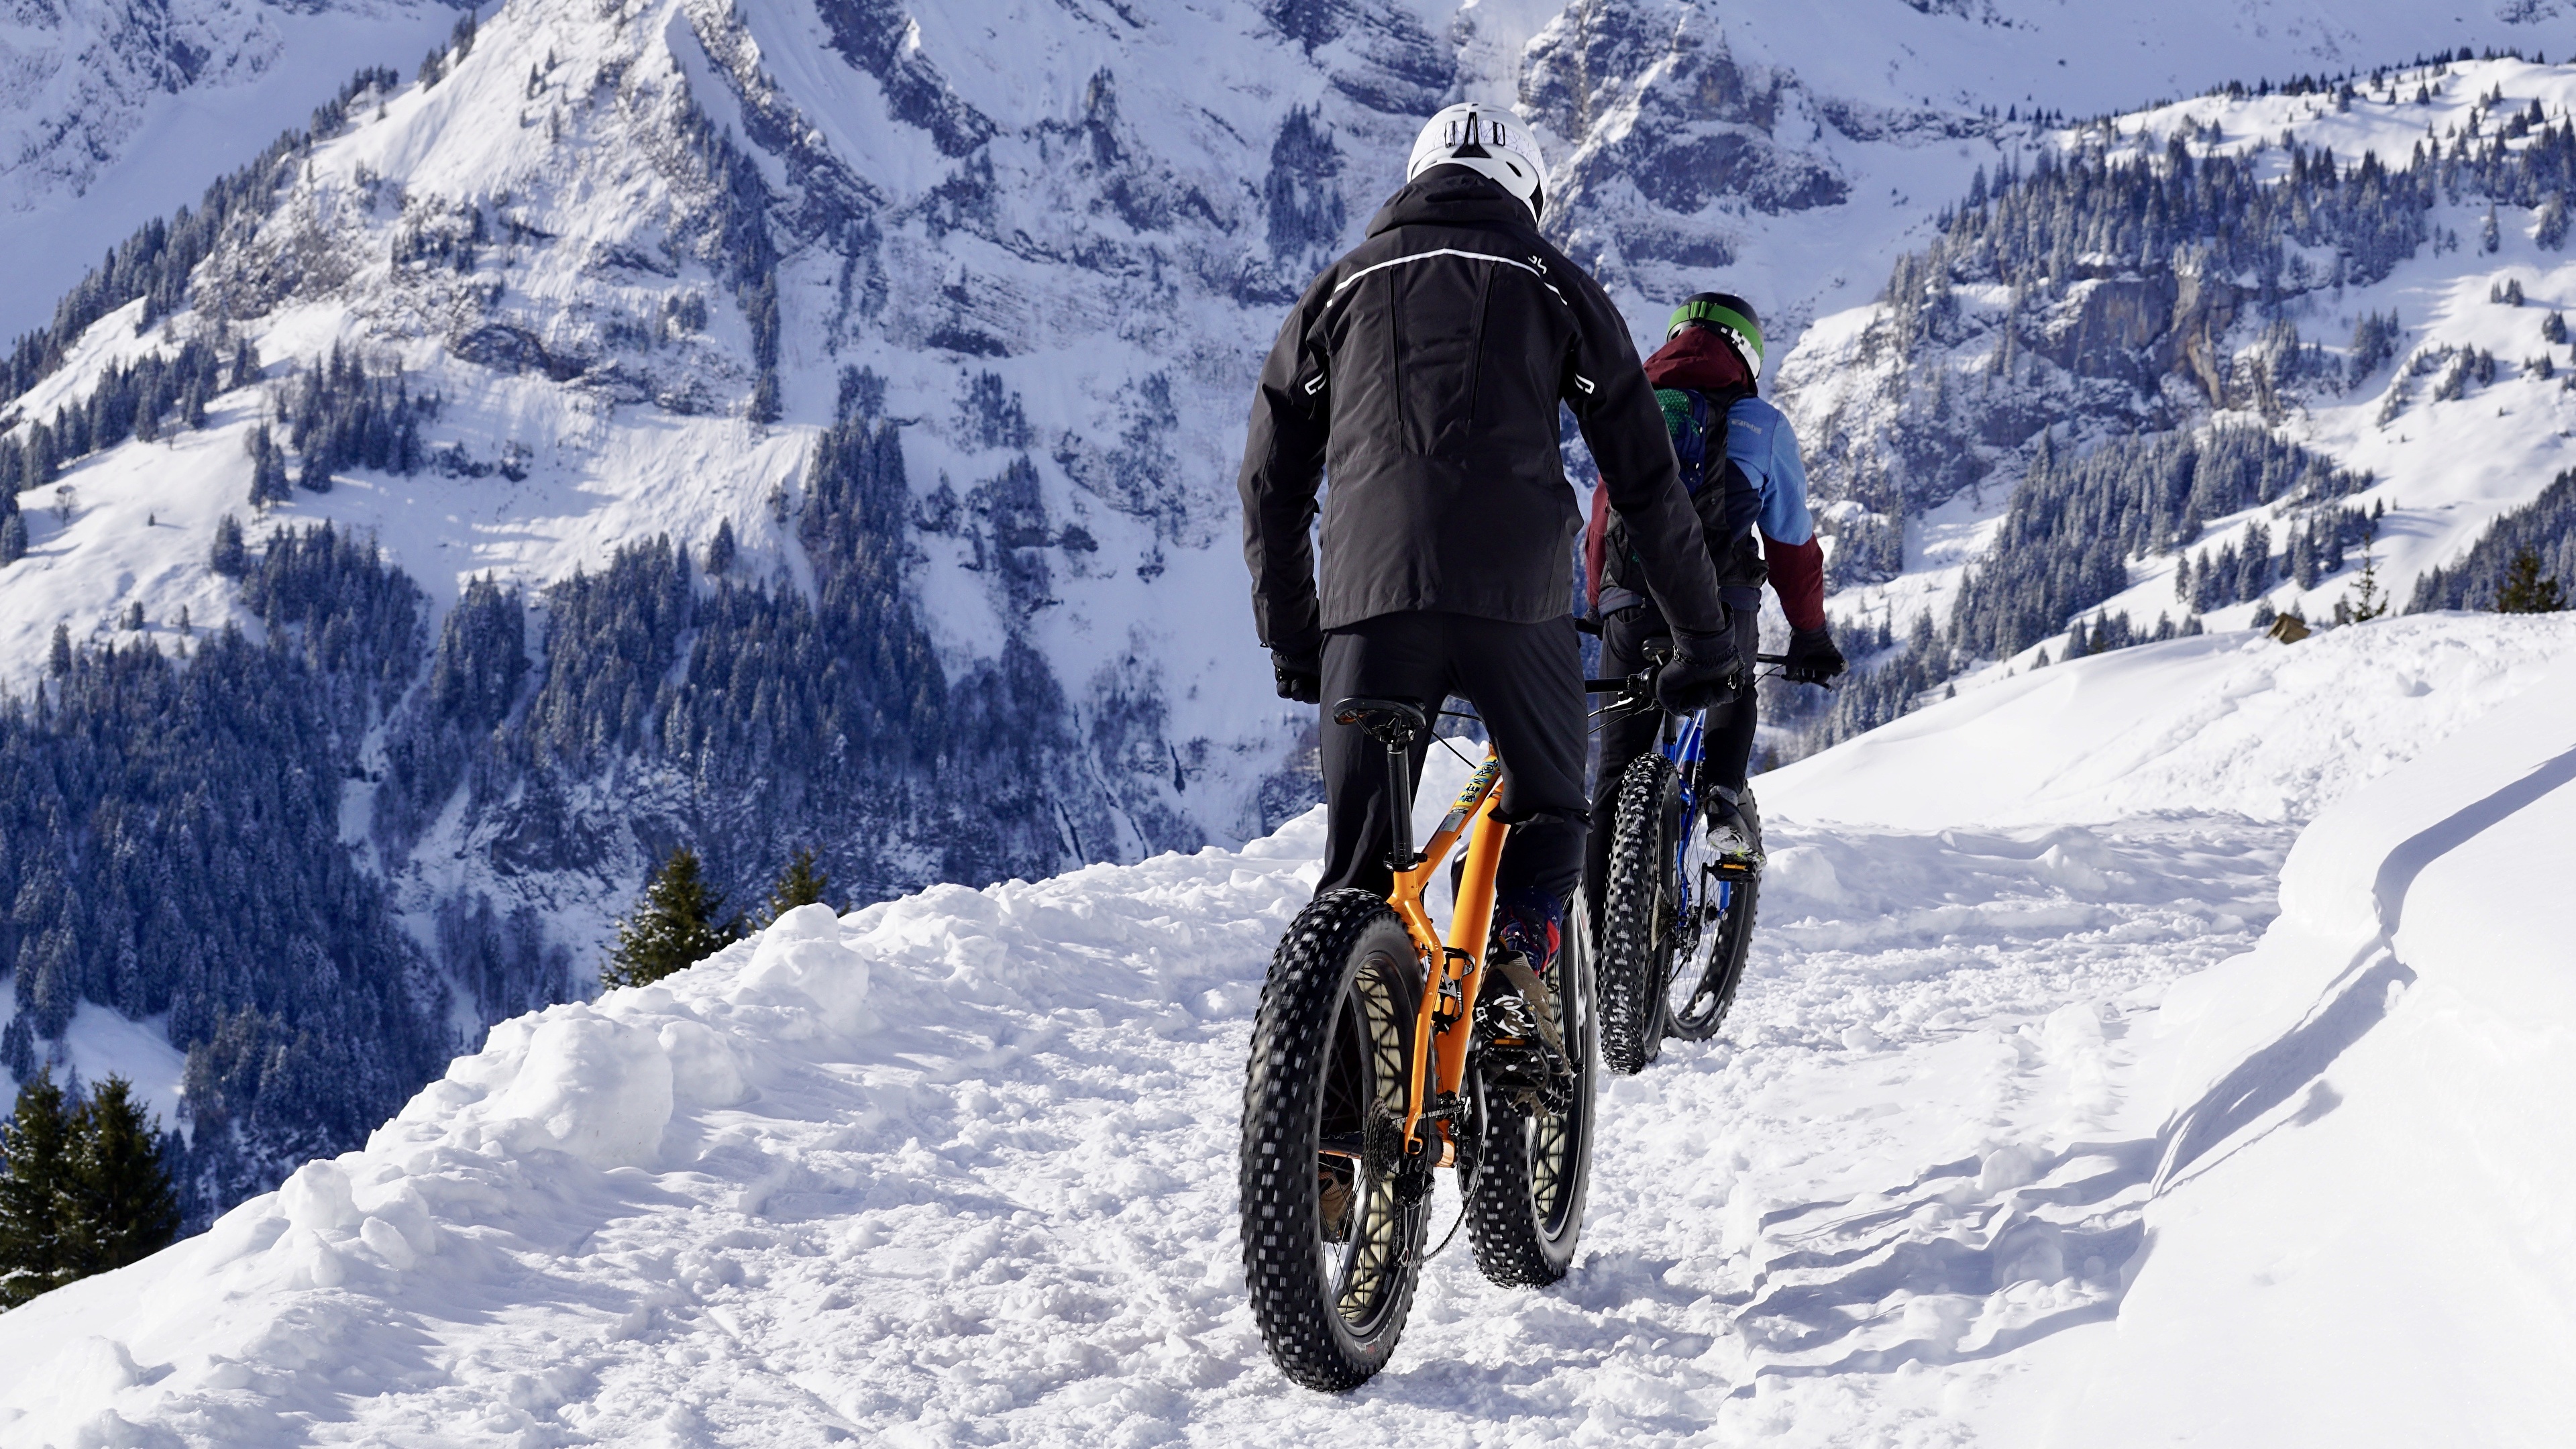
left=1273, top=649, right=1322, bottom=705
left=1655, top=633, right=1741, bottom=714
left=1784, top=626, right=1846, bottom=686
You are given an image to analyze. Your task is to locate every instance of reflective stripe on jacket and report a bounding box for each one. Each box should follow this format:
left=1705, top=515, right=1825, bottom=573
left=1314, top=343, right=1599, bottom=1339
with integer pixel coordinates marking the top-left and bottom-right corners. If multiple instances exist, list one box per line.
left=1237, top=168, right=1727, bottom=656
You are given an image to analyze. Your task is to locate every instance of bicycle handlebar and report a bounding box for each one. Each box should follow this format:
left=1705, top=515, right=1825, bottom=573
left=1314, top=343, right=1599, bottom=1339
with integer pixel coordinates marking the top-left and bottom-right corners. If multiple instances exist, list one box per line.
left=1582, top=653, right=1793, bottom=694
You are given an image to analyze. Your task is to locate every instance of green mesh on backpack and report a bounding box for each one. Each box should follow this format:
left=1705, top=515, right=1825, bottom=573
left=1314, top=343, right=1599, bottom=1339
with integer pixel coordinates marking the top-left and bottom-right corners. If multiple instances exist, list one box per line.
left=1654, top=388, right=1714, bottom=494
left=1656, top=387, right=1695, bottom=437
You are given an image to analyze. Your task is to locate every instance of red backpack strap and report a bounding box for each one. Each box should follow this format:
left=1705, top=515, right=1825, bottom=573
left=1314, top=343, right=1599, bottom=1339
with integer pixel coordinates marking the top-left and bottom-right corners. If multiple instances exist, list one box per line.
left=1583, top=482, right=1611, bottom=611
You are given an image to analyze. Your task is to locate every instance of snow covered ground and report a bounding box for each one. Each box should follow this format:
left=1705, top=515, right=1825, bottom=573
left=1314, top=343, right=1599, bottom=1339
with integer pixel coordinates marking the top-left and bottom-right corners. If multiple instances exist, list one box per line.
left=0, top=1003, right=187, bottom=1126
left=3, top=608, right=2570, bottom=1445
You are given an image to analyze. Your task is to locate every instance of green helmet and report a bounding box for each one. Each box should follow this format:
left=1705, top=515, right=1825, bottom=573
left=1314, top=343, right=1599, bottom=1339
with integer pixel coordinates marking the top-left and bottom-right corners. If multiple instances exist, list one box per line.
left=1667, top=291, right=1762, bottom=374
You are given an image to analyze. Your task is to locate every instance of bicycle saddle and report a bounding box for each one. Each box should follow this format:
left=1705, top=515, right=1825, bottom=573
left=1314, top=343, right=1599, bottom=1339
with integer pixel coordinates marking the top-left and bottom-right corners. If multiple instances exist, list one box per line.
left=1330, top=696, right=1427, bottom=746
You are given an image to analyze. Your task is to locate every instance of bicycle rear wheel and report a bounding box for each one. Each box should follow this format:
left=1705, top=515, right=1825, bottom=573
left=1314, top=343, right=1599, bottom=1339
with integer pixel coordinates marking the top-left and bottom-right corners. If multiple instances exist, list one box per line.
left=1466, top=906, right=1597, bottom=1287
left=1596, top=753, right=1682, bottom=1075
left=1666, top=791, right=1762, bottom=1041
left=1240, top=889, right=1428, bottom=1391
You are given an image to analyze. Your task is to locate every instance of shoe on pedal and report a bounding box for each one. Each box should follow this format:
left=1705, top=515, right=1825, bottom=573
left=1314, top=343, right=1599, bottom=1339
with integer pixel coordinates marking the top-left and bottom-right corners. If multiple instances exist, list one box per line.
left=1482, top=889, right=1574, bottom=1110
left=1706, top=791, right=1761, bottom=863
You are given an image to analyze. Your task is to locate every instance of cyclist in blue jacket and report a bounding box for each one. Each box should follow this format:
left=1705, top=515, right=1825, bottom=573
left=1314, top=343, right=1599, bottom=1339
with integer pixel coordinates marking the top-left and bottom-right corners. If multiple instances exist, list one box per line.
left=1584, top=292, right=1845, bottom=907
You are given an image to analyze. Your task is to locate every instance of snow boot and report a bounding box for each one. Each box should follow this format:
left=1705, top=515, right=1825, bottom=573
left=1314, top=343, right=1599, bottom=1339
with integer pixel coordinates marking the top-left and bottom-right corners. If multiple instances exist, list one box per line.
left=1706, top=788, right=1762, bottom=864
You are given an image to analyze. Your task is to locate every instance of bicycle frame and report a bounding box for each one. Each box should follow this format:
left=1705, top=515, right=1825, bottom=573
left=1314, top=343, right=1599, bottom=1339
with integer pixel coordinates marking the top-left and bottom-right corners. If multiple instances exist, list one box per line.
left=1658, top=708, right=1733, bottom=929
left=1381, top=749, right=1508, bottom=1159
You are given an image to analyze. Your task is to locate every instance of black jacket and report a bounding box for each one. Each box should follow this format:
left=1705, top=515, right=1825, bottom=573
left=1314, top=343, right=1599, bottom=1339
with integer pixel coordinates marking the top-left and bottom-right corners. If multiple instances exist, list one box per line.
left=1236, top=169, right=1728, bottom=659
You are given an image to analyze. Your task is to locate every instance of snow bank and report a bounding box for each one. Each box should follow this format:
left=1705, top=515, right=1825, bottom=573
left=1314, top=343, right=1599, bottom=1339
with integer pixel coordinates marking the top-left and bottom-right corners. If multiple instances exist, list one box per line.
left=0, top=820, right=1327, bottom=1446
left=1764, top=614, right=2576, bottom=829
left=1996, top=643, right=2576, bottom=1442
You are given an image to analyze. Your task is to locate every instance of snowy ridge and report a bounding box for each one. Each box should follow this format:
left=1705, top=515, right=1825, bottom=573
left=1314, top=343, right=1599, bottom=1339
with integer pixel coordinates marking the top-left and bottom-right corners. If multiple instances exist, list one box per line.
left=2024, top=620, right=2576, bottom=1444
left=1767, top=611, right=2576, bottom=827
left=3, top=610, right=2569, bottom=1444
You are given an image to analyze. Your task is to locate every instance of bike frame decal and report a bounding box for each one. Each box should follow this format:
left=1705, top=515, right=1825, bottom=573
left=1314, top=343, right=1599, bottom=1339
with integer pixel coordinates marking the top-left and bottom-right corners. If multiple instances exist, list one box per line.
left=1434, top=756, right=1503, bottom=838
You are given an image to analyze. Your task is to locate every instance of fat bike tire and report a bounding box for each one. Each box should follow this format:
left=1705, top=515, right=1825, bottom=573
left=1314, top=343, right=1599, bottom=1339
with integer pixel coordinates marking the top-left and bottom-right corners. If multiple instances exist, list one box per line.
left=1597, top=753, right=1682, bottom=1075
left=1666, top=792, right=1761, bottom=1042
left=1240, top=888, right=1428, bottom=1391
left=1466, top=908, right=1599, bottom=1287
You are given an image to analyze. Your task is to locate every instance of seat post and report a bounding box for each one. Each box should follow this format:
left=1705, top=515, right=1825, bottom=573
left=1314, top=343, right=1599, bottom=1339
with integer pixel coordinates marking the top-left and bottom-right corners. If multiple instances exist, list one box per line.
left=1383, top=735, right=1416, bottom=871
left=1331, top=696, right=1430, bottom=875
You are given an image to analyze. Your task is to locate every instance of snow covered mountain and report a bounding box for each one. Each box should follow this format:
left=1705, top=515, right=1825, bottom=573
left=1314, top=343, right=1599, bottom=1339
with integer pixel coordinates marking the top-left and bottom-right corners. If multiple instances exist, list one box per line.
left=6, top=0, right=2576, bottom=1220
left=1, top=608, right=2567, bottom=1443
left=1778, top=52, right=2576, bottom=744
left=0, top=0, right=470, bottom=339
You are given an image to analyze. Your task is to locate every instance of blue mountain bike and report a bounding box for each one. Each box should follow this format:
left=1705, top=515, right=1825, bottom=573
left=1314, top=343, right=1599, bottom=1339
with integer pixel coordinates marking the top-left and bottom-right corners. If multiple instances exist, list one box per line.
left=1588, top=657, right=1774, bottom=1075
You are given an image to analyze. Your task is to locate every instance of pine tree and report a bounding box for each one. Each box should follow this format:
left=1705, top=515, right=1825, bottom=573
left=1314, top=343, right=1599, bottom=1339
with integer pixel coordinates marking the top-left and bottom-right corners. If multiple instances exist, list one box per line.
left=2341, top=515, right=2390, bottom=623
left=602, top=847, right=742, bottom=988
left=0, top=1071, right=76, bottom=1307
left=47, top=622, right=71, bottom=676
left=210, top=513, right=248, bottom=575
left=2495, top=547, right=2567, bottom=612
left=63, top=1077, right=180, bottom=1279
left=0, top=513, right=23, bottom=566
left=706, top=519, right=737, bottom=576
left=761, top=846, right=835, bottom=926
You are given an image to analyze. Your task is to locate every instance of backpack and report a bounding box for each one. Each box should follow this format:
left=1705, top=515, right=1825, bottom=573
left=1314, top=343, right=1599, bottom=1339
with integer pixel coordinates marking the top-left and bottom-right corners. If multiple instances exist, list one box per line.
left=1585, top=382, right=1762, bottom=610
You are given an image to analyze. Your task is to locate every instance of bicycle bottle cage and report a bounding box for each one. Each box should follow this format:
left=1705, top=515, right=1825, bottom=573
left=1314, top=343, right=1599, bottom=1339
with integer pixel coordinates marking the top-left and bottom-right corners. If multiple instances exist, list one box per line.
left=1332, top=696, right=1427, bottom=747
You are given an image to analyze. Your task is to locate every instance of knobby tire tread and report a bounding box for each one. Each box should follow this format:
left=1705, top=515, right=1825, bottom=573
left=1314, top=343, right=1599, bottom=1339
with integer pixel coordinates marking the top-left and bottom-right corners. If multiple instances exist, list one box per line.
left=1597, top=755, right=1678, bottom=1075
left=1240, top=889, right=1424, bottom=1391
left=1466, top=911, right=1597, bottom=1288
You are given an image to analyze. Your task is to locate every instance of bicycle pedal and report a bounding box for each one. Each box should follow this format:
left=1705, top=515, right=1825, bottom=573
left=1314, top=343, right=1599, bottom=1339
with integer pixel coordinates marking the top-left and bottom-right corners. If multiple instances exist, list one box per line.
left=1483, top=953, right=1570, bottom=1064
left=1474, top=994, right=1576, bottom=1117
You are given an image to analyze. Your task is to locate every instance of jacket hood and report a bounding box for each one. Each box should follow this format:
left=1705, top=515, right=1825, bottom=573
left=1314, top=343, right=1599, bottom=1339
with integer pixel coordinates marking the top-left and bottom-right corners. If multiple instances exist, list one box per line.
left=1645, top=325, right=1756, bottom=395
left=1365, top=166, right=1540, bottom=238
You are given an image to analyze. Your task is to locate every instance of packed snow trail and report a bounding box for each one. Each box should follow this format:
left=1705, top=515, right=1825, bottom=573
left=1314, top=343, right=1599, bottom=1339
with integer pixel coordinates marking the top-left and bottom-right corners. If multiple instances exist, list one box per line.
left=0, top=615, right=2571, bottom=1446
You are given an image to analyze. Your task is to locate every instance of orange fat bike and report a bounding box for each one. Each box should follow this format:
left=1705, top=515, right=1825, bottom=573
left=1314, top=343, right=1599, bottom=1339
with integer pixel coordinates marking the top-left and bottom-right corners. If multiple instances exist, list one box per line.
left=1239, top=696, right=1597, bottom=1391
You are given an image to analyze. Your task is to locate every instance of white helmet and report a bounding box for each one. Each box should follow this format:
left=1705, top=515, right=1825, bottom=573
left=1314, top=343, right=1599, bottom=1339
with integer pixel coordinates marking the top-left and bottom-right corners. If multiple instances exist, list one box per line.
left=1407, top=103, right=1547, bottom=222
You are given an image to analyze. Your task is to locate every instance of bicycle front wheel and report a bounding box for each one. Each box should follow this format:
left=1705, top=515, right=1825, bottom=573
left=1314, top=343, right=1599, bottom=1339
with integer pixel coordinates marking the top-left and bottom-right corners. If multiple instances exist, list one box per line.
left=1240, top=889, right=1428, bottom=1391
left=1596, top=753, right=1682, bottom=1075
left=1667, top=791, right=1762, bottom=1041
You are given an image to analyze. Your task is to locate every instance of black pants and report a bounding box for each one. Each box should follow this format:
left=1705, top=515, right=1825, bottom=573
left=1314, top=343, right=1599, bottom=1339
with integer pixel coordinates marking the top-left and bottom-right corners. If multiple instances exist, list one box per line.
left=1584, top=600, right=1760, bottom=917
left=1317, top=612, right=1588, bottom=902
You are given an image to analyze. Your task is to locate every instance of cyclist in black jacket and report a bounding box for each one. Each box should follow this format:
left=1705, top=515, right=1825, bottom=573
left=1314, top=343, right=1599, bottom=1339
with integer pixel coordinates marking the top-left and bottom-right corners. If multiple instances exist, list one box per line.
left=1237, top=103, right=1740, bottom=980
